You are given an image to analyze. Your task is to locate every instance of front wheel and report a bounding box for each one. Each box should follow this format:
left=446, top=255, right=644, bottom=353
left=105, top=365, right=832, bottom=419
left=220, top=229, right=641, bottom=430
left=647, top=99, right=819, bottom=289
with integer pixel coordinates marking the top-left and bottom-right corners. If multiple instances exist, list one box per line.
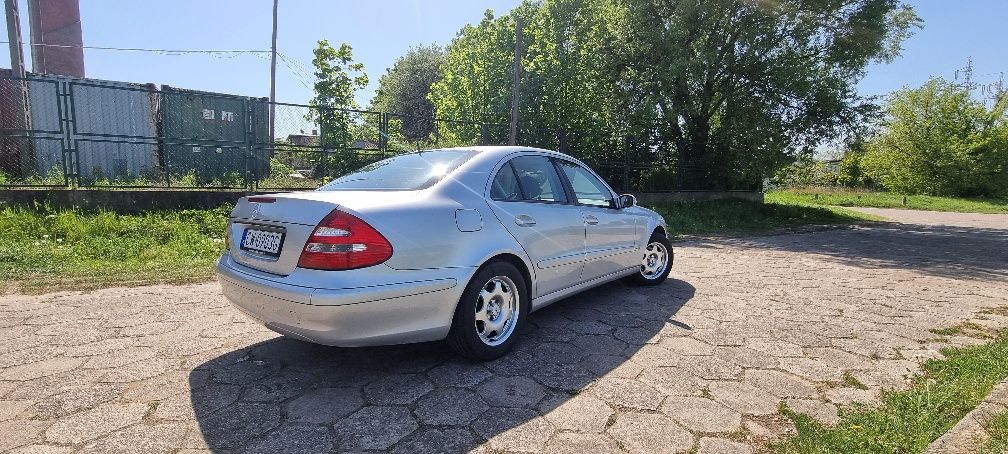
left=626, top=232, right=672, bottom=286
left=447, top=261, right=528, bottom=360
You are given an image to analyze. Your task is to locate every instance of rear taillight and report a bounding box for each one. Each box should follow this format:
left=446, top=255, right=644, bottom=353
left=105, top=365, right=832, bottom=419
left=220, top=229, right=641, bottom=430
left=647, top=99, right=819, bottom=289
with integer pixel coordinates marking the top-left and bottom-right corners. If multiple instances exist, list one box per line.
left=297, top=209, right=393, bottom=270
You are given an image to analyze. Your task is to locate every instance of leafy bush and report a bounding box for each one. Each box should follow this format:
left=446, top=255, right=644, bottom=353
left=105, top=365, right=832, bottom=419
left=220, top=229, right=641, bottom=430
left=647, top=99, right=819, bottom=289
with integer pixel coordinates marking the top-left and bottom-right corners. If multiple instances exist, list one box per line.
left=173, top=170, right=199, bottom=187
left=23, top=166, right=66, bottom=186
left=861, top=78, right=1008, bottom=197
left=771, top=154, right=837, bottom=188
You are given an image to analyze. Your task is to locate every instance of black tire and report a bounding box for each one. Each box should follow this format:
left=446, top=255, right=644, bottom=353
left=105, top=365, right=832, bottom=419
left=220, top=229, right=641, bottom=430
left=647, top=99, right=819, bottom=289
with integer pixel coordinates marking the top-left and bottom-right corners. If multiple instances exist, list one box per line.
left=626, top=231, right=673, bottom=286
left=447, top=261, right=529, bottom=360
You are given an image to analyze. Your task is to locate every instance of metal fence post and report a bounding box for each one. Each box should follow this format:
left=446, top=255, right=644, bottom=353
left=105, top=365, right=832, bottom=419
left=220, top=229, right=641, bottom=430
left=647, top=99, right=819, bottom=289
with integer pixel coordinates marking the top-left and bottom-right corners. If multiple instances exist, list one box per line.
left=380, top=112, right=388, bottom=153
left=58, top=80, right=80, bottom=187
left=623, top=136, right=631, bottom=193
left=244, top=98, right=253, bottom=191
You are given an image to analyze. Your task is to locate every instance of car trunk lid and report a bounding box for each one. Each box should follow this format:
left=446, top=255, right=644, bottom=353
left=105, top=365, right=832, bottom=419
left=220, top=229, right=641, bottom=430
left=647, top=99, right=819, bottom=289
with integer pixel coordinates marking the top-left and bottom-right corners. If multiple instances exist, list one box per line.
left=227, top=190, right=424, bottom=276
left=228, top=192, right=339, bottom=276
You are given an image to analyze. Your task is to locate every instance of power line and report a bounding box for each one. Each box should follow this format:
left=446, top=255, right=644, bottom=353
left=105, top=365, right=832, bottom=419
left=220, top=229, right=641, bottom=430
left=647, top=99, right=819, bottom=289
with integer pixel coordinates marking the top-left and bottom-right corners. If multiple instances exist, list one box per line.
left=0, top=40, right=269, bottom=54
left=275, top=52, right=315, bottom=91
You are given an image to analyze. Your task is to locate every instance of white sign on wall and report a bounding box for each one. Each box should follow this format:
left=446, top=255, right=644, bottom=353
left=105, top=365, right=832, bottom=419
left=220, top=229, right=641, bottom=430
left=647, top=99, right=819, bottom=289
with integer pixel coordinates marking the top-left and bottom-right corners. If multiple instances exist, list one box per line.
left=201, top=109, right=236, bottom=122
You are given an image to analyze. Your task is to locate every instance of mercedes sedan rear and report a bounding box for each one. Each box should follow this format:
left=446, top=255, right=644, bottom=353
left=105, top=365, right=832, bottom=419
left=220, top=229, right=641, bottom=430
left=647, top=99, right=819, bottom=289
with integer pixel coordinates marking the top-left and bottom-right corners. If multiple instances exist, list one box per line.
left=216, top=146, right=671, bottom=359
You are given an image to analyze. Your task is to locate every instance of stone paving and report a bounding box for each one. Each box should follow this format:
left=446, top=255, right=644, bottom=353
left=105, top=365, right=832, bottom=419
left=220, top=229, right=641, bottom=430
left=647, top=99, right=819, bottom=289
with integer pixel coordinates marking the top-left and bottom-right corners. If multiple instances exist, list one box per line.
left=0, top=209, right=1006, bottom=453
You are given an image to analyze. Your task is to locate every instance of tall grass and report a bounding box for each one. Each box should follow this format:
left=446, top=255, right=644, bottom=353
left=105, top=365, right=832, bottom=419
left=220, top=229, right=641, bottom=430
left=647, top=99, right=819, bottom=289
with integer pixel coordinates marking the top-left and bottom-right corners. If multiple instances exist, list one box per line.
left=646, top=198, right=878, bottom=236
left=0, top=203, right=229, bottom=294
left=769, top=189, right=1008, bottom=214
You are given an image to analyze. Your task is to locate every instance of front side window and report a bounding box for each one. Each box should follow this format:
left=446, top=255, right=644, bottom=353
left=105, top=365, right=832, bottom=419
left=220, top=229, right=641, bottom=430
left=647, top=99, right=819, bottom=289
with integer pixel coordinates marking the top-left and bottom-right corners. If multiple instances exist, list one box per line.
left=509, top=156, right=567, bottom=203
left=556, top=161, right=613, bottom=207
left=318, top=149, right=476, bottom=191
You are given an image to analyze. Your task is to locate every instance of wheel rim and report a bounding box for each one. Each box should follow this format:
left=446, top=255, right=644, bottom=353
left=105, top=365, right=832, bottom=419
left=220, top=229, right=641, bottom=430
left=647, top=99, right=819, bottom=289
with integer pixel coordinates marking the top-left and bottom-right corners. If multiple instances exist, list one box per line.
left=640, top=241, right=669, bottom=280
left=474, top=275, right=519, bottom=346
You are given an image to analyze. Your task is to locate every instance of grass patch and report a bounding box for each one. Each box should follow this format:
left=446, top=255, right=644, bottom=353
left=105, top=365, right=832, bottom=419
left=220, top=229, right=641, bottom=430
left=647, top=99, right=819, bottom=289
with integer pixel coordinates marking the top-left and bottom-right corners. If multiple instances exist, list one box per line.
left=928, top=322, right=993, bottom=339
left=929, top=327, right=963, bottom=336
left=841, top=372, right=869, bottom=390
left=979, top=410, right=1008, bottom=454
left=0, top=203, right=228, bottom=294
left=981, top=307, right=1008, bottom=317
left=773, top=329, right=1008, bottom=454
left=1, top=196, right=877, bottom=294
left=768, top=190, right=1008, bottom=214
left=646, top=198, right=879, bottom=237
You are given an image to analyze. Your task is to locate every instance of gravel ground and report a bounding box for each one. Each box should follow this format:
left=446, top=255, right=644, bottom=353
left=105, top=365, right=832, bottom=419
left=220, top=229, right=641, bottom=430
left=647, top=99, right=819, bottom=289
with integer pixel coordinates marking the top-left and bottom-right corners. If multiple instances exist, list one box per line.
left=0, top=209, right=1005, bottom=453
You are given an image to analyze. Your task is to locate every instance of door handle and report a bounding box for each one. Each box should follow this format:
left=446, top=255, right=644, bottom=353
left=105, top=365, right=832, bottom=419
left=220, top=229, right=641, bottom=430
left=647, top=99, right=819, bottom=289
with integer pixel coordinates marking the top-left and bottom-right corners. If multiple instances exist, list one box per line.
left=514, top=214, right=537, bottom=227
left=584, top=215, right=599, bottom=225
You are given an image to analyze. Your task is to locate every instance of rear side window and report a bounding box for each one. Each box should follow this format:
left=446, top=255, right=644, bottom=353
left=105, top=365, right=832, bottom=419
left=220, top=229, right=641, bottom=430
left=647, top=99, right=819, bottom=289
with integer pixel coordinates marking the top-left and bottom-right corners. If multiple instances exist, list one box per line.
left=318, top=149, right=477, bottom=191
left=490, top=164, right=522, bottom=201
left=509, top=156, right=567, bottom=203
left=556, top=161, right=614, bottom=207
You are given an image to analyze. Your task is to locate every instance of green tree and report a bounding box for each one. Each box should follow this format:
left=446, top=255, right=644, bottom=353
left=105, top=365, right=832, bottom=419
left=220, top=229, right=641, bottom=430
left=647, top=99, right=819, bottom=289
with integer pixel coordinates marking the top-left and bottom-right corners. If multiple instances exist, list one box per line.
left=430, top=9, right=518, bottom=146
left=622, top=0, right=921, bottom=189
left=770, top=153, right=843, bottom=188
left=306, top=40, right=370, bottom=177
left=836, top=139, right=872, bottom=188
left=371, top=45, right=445, bottom=146
left=861, top=78, right=1008, bottom=196
left=429, top=1, right=632, bottom=162
left=428, top=0, right=919, bottom=191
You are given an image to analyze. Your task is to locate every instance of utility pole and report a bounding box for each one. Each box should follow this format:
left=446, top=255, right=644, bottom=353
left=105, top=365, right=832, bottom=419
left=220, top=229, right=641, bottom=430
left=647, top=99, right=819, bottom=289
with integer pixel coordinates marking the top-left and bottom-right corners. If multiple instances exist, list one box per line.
left=269, top=0, right=278, bottom=143
left=5, top=0, right=32, bottom=177
left=508, top=17, right=522, bottom=146
left=4, top=0, right=27, bottom=88
left=963, top=56, right=974, bottom=90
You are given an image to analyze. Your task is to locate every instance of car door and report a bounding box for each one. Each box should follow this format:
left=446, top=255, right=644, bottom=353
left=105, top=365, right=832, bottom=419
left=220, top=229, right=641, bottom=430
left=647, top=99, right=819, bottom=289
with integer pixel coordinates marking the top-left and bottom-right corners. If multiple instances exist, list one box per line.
left=486, top=155, right=586, bottom=298
left=555, top=159, right=640, bottom=282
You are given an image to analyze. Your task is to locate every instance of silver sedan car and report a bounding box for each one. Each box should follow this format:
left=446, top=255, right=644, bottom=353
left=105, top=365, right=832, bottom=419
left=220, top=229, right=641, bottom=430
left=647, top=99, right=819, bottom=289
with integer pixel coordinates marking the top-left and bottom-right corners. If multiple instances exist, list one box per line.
left=216, top=146, right=672, bottom=359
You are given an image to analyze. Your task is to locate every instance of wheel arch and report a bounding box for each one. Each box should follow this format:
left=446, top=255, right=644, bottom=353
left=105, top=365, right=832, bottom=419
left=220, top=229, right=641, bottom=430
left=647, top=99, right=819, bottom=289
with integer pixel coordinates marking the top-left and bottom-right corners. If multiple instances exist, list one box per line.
left=478, top=252, right=533, bottom=299
left=652, top=224, right=667, bottom=239
left=450, top=251, right=535, bottom=322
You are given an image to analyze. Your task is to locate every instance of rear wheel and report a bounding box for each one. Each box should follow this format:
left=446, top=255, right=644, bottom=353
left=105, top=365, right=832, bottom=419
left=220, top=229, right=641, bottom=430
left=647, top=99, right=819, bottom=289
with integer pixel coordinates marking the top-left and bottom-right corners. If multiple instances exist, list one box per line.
left=627, top=232, right=672, bottom=286
left=447, top=261, right=528, bottom=360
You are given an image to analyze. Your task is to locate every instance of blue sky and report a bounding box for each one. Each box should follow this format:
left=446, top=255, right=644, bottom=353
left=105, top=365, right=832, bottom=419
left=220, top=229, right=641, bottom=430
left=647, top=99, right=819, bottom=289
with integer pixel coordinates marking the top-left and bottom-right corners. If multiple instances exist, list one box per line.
left=2, top=1, right=1005, bottom=107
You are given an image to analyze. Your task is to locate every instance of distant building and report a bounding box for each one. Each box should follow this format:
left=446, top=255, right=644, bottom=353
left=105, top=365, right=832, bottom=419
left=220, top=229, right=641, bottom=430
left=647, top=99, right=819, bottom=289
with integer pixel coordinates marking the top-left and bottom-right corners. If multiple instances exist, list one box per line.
left=287, top=130, right=320, bottom=147
left=351, top=139, right=379, bottom=150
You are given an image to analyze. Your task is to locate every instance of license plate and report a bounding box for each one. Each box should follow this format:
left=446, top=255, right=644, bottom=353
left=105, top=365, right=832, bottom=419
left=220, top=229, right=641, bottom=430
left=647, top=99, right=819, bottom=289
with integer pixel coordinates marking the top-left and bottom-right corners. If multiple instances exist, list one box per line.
left=240, top=228, right=284, bottom=257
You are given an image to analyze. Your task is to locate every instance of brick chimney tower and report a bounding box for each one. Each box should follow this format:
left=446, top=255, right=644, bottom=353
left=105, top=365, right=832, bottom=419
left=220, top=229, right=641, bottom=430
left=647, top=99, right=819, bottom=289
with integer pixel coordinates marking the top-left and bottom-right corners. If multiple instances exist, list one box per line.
left=27, top=0, right=84, bottom=77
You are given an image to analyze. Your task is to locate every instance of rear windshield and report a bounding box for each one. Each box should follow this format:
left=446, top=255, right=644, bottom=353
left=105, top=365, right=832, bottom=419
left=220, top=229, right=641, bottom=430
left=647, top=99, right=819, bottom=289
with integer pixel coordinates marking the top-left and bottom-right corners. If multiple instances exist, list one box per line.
left=317, top=149, right=477, bottom=191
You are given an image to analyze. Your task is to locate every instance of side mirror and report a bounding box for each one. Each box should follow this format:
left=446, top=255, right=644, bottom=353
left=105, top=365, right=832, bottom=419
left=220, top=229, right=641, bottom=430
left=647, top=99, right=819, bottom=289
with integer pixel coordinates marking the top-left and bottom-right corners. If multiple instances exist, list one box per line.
left=618, top=194, right=636, bottom=209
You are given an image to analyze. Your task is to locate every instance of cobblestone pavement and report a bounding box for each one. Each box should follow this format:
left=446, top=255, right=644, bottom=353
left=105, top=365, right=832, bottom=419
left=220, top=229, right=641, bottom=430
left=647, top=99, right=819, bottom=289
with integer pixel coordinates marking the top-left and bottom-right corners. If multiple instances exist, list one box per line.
left=0, top=209, right=1006, bottom=453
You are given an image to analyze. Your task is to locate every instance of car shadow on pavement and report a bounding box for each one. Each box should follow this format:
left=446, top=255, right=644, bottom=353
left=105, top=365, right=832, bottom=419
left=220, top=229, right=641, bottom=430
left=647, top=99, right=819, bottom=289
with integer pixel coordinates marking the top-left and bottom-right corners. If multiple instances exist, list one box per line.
left=188, top=278, right=695, bottom=452
left=738, top=224, right=1008, bottom=281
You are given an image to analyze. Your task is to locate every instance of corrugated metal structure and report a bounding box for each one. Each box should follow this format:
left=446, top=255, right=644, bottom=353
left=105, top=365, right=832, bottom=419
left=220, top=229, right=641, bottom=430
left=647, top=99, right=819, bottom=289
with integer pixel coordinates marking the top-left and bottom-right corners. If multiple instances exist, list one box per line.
left=159, top=86, right=270, bottom=185
left=0, top=70, right=274, bottom=186
left=33, top=74, right=159, bottom=182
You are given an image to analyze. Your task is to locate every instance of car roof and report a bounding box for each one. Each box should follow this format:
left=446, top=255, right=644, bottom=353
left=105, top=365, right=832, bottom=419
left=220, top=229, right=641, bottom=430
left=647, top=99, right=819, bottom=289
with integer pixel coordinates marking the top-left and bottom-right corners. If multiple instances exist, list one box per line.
left=441, top=145, right=572, bottom=161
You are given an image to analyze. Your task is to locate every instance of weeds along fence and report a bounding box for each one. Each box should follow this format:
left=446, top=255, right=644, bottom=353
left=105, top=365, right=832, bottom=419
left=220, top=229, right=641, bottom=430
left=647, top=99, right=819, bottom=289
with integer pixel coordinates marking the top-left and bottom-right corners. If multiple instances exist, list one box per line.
left=0, top=73, right=733, bottom=193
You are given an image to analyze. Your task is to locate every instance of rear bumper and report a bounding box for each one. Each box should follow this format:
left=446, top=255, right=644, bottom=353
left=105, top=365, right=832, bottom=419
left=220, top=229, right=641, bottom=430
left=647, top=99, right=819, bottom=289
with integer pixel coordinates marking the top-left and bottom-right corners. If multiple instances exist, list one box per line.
left=215, top=253, right=471, bottom=346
